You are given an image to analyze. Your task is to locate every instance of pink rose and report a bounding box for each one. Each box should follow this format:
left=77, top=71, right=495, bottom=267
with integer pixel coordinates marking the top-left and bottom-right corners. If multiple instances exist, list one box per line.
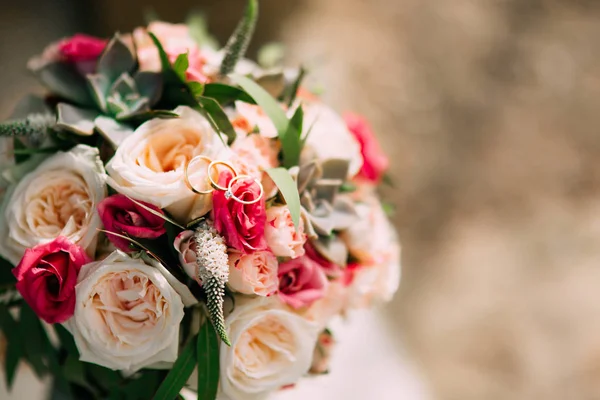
left=97, top=194, right=166, bottom=252
left=58, top=34, right=107, bottom=63
left=344, top=112, right=389, bottom=182
left=228, top=250, right=279, bottom=296
left=212, top=172, right=267, bottom=253
left=265, top=206, right=306, bottom=259
left=13, top=237, right=90, bottom=324
left=173, top=230, right=199, bottom=283
left=278, top=256, right=328, bottom=309
left=304, top=242, right=342, bottom=279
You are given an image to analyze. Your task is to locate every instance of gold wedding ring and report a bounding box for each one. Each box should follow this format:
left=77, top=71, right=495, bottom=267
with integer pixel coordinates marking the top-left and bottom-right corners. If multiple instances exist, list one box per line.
left=207, top=160, right=238, bottom=191
left=184, top=155, right=214, bottom=195
left=226, top=175, right=264, bottom=205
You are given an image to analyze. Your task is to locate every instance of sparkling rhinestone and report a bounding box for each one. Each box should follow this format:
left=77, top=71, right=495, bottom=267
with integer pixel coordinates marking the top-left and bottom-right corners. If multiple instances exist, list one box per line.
left=224, top=190, right=233, bottom=199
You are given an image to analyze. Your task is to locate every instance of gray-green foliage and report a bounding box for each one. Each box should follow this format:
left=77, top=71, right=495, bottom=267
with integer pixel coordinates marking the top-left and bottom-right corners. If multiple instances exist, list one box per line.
left=219, top=0, right=259, bottom=76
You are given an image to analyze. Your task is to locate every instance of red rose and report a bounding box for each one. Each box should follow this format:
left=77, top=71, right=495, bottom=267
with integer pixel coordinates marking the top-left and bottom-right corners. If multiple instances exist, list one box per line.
left=13, top=237, right=90, bottom=324
left=278, top=256, right=328, bottom=309
left=58, top=34, right=107, bottom=63
left=343, top=112, right=389, bottom=182
left=212, top=171, right=267, bottom=253
left=98, top=194, right=167, bottom=252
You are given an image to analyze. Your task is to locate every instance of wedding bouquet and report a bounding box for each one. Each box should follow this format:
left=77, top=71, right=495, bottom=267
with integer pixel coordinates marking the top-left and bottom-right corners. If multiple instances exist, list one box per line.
left=0, top=1, right=401, bottom=399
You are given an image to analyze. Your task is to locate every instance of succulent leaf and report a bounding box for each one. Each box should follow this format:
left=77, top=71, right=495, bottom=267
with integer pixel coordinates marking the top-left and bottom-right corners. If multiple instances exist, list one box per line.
left=56, top=103, right=99, bottom=136
left=134, top=71, right=163, bottom=105
left=30, top=62, right=93, bottom=106
left=97, top=35, right=136, bottom=82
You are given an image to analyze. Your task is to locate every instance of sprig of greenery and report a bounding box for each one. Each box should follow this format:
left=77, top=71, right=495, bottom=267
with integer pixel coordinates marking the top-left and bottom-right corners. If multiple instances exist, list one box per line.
left=219, top=0, right=259, bottom=76
left=0, top=113, right=56, bottom=145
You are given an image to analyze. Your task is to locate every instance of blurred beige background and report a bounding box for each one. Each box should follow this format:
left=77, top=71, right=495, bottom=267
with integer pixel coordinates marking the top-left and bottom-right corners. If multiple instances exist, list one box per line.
left=3, top=0, right=600, bottom=399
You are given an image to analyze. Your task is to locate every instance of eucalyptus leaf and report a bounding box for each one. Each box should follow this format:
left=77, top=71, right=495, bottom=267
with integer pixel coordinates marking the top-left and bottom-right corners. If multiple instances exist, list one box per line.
left=198, top=97, right=236, bottom=145
left=197, top=320, right=220, bottom=400
left=56, top=103, right=99, bottom=136
left=220, top=0, right=259, bottom=76
left=266, top=167, right=301, bottom=229
left=153, top=336, right=197, bottom=400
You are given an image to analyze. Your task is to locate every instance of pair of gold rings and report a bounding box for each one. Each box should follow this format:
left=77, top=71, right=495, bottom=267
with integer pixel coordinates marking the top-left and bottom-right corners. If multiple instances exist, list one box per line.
left=183, top=155, right=264, bottom=205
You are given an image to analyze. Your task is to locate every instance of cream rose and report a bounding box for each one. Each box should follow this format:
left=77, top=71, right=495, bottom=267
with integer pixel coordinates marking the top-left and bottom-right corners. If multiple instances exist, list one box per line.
left=0, top=145, right=106, bottom=265
left=67, top=251, right=186, bottom=372
left=342, top=196, right=401, bottom=306
left=228, top=251, right=278, bottom=297
left=106, top=106, right=229, bottom=222
left=221, top=297, right=319, bottom=400
left=264, top=206, right=307, bottom=259
left=302, top=103, right=363, bottom=178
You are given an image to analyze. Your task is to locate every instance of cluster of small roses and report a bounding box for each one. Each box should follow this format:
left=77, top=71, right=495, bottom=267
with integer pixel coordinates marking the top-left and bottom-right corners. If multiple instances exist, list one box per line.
left=0, top=15, right=400, bottom=400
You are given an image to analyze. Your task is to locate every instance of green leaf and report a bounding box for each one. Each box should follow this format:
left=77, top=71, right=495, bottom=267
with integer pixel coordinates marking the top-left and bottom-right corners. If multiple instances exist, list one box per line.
left=198, top=97, right=236, bottom=145
left=187, top=81, right=205, bottom=98
left=230, top=74, right=288, bottom=132
left=173, top=53, right=189, bottom=82
left=148, top=33, right=173, bottom=76
left=56, top=103, right=99, bottom=136
left=281, top=105, right=303, bottom=168
left=5, top=341, right=21, bottom=390
left=202, top=83, right=255, bottom=105
left=13, top=138, right=30, bottom=164
left=197, top=320, right=220, bottom=400
left=19, top=306, right=49, bottom=377
left=266, top=168, right=301, bottom=229
left=220, top=0, right=259, bottom=76
left=286, top=66, right=306, bottom=107
left=153, top=336, right=197, bottom=400
left=55, top=324, right=78, bottom=355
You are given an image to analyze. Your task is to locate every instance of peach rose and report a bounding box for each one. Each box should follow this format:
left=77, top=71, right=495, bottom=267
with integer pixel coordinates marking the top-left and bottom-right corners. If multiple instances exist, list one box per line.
left=227, top=250, right=278, bottom=297
left=0, top=145, right=106, bottom=265
left=264, top=206, right=307, bottom=259
left=106, top=106, right=229, bottom=222
left=133, top=22, right=198, bottom=71
left=67, top=251, right=186, bottom=372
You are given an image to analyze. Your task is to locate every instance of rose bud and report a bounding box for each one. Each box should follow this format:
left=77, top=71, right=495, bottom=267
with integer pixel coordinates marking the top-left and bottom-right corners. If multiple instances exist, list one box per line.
left=13, top=237, right=90, bottom=324
left=98, top=194, right=167, bottom=252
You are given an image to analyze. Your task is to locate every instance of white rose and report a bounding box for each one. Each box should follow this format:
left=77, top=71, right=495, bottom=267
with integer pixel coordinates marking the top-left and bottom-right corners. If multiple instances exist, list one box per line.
left=342, top=196, right=401, bottom=306
left=67, top=251, right=186, bottom=372
left=228, top=250, right=279, bottom=297
left=0, top=145, right=106, bottom=265
left=221, top=297, right=319, bottom=400
left=106, top=106, right=229, bottom=222
left=302, top=103, right=363, bottom=178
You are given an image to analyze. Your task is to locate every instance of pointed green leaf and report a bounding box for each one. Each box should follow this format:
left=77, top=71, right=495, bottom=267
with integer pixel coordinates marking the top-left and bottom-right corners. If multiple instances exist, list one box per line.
left=197, top=320, right=220, bottom=400
left=220, top=0, right=259, bottom=76
left=153, top=336, right=197, bottom=400
left=281, top=105, right=303, bottom=168
left=148, top=33, right=173, bottom=74
left=198, top=97, right=236, bottom=145
left=5, top=341, right=21, bottom=390
left=286, top=66, right=306, bottom=107
left=187, top=81, right=205, bottom=98
left=19, top=306, right=49, bottom=377
left=266, top=167, right=301, bottom=229
left=202, top=83, right=255, bottom=105
left=230, top=74, right=288, bottom=133
left=173, top=53, right=189, bottom=81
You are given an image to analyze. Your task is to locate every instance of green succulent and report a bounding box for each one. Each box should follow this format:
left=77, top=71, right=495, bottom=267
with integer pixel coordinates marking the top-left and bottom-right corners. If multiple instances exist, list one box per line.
left=31, top=34, right=172, bottom=148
